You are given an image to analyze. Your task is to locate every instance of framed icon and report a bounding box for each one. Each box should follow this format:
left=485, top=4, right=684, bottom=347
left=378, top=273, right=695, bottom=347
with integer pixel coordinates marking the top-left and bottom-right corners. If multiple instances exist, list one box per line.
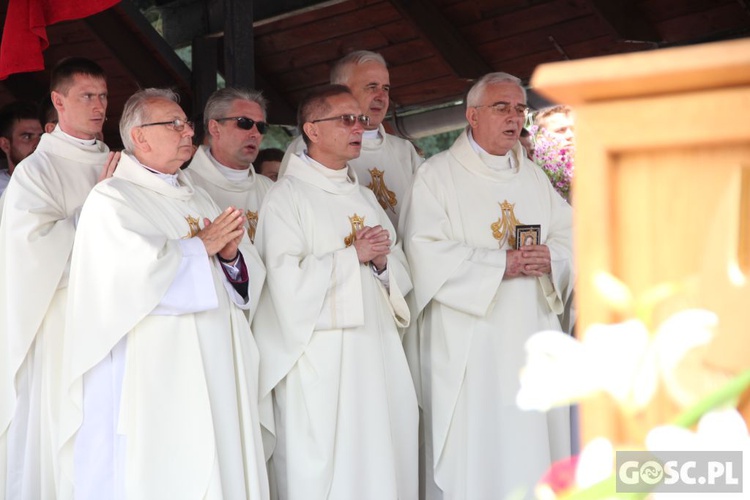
left=515, top=224, right=541, bottom=250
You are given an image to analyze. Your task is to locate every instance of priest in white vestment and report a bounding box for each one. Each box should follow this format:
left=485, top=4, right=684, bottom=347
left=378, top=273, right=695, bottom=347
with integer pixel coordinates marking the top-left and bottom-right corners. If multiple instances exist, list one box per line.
left=280, top=50, right=422, bottom=231
left=0, top=101, right=43, bottom=200
left=0, top=58, right=114, bottom=500
left=253, top=85, right=418, bottom=500
left=57, top=88, right=269, bottom=500
left=403, top=72, right=575, bottom=499
left=185, top=88, right=273, bottom=244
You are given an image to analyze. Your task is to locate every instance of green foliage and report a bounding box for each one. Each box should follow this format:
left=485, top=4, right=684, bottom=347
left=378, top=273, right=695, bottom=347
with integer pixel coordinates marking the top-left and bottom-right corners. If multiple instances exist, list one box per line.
left=412, top=128, right=463, bottom=159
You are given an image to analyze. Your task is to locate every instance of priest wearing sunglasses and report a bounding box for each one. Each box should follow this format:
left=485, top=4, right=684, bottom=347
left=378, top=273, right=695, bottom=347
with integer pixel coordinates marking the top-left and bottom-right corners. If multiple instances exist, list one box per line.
left=253, top=84, right=417, bottom=500
left=185, top=88, right=273, bottom=244
left=280, top=50, right=422, bottom=232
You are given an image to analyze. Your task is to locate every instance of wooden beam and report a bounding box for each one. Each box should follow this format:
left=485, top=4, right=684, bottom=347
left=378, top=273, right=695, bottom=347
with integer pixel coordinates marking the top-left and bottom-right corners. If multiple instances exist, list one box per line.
left=224, top=0, right=255, bottom=88
left=192, top=36, right=219, bottom=120
left=85, top=1, right=193, bottom=99
left=584, top=0, right=661, bottom=43
left=387, top=0, right=491, bottom=80
left=255, top=71, right=299, bottom=126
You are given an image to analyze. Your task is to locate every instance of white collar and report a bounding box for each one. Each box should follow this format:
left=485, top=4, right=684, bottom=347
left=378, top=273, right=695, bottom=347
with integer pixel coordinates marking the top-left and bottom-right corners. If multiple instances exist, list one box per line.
left=468, top=130, right=515, bottom=170
left=206, top=148, right=250, bottom=182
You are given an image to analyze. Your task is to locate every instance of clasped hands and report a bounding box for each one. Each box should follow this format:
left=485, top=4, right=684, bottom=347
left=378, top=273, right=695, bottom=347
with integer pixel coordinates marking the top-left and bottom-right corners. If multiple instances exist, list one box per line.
left=353, top=225, right=390, bottom=272
left=504, top=245, right=552, bottom=278
left=197, top=207, right=246, bottom=262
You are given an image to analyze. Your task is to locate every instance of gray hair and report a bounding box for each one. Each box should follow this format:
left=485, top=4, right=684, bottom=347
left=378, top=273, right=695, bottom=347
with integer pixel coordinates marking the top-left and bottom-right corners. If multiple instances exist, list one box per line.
left=466, top=72, right=526, bottom=107
left=120, top=88, right=180, bottom=152
left=330, top=50, right=387, bottom=85
left=203, top=87, right=268, bottom=131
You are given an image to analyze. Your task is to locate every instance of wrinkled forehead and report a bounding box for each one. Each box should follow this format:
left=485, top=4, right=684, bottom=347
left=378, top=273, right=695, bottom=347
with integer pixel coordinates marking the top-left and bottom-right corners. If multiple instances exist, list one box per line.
left=145, top=98, right=186, bottom=121
left=483, top=81, right=526, bottom=104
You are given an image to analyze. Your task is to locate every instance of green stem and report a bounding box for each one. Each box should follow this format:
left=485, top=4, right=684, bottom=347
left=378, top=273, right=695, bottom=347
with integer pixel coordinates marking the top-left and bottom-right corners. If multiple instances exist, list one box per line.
left=671, top=369, right=750, bottom=428
left=565, top=369, right=750, bottom=499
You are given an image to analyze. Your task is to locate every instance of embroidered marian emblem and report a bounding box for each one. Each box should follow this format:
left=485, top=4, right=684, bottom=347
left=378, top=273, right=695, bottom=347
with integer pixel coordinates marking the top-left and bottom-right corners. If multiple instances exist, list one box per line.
left=368, top=168, right=397, bottom=214
left=184, top=215, right=201, bottom=238
left=344, top=213, right=366, bottom=247
left=491, top=200, right=522, bottom=249
left=246, top=210, right=258, bottom=243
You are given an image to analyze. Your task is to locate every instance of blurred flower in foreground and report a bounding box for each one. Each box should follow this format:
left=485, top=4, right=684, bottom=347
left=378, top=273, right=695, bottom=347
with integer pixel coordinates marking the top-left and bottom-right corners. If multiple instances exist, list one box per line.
left=517, top=309, right=718, bottom=413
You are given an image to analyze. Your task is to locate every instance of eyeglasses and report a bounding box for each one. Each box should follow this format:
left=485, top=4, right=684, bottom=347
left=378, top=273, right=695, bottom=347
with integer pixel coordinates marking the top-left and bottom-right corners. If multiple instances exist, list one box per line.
left=215, top=116, right=268, bottom=134
left=139, top=119, right=194, bottom=132
left=474, top=102, right=529, bottom=117
left=311, top=114, right=370, bottom=127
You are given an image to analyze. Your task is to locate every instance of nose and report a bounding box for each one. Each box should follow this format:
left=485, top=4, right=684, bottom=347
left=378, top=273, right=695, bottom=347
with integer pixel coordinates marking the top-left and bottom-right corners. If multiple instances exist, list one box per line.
left=352, top=118, right=365, bottom=134
left=92, top=96, right=106, bottom=112
left=182, top=126, right=195, bottom=139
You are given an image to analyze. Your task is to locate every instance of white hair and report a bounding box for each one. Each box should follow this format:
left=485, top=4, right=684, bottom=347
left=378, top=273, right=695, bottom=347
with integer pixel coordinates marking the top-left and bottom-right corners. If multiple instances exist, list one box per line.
left=466, top=72, right=526, bottom=107
left=330, top=50, right=387, bottom=85
left=120, top=88, right=180, bottom=152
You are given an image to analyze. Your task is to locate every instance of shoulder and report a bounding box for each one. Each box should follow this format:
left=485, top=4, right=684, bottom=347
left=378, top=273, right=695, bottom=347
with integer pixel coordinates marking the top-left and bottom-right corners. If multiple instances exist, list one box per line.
left=414, top=149, right=453, bottom=183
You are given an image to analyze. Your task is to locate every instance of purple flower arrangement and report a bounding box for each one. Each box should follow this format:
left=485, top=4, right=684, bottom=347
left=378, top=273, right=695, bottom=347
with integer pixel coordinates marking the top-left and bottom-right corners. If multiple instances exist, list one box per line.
left=529, top=125, right=574, bottom=203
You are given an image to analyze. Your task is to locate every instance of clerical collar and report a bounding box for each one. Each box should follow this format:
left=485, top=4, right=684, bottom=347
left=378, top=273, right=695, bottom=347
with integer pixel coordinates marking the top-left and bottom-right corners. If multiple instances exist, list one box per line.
left=363, top=128, right=381, bottom=141
left=56, top=126, right=98, bottom=146
left=128, top=153, right=180, bottom=187
left=300, top=150, right=353, bottom=184
left=468, top=130, right=515, bottom=171
left=205, top=148, right=250, bottom=182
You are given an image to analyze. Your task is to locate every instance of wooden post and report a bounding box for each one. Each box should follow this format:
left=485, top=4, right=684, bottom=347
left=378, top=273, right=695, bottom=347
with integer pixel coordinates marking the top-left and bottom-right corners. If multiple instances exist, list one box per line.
left=224, top=0, right=255, bottom=88
left=531, top=38, right=750, bottom=445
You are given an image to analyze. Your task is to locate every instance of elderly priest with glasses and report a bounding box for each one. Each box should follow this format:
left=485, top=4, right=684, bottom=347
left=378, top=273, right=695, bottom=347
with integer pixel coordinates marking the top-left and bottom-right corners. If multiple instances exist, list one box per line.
left=402, top=72, right=575, bottom=499
left=253, top=84, right=418, bottom=500
left=185, top=88, right=273, bottom=244
left=57, top=88, right=270, bottom=500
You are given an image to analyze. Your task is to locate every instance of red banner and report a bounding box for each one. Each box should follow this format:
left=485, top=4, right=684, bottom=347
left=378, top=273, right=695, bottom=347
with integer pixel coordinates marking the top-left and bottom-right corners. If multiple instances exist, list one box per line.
left=0, top=0, right=121, bottom=79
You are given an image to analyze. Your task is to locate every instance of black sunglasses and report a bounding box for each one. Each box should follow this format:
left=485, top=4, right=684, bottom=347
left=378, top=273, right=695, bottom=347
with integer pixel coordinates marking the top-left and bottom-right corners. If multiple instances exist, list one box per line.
left=215, top=116, right=268, bottom=134
left=310, top=114, right=370, bottom=127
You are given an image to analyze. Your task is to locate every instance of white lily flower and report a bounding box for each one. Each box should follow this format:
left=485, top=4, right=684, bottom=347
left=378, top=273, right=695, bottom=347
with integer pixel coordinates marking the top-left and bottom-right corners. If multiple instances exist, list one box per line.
left=517, top=309, right=718, bottom=413
left=645, top=408, right=750, bottom=500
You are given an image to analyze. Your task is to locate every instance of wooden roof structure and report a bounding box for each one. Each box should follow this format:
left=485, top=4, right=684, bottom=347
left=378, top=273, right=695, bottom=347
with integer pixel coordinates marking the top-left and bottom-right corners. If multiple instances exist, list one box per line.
left=0, top=0, right=749, bottom=147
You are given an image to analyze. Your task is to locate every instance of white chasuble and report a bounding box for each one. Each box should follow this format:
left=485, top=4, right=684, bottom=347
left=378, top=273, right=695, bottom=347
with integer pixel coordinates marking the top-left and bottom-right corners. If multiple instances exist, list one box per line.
left=0, top=129, right=110, bottom=500
left=280, top=125, right=422, bottom=231
left=403, top=130, right=574, bottom=500
left=57, top=153, right=269, bottom=500
left=252, top=153, right=418, bottom=500
left=186, top=145, right=273, bottom=243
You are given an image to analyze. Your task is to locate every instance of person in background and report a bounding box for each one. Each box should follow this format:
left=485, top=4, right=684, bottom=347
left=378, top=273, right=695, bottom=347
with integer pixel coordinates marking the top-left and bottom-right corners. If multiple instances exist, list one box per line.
left=185, top=87, right=273, bottom=244
left=254, top=147, right=284, bottom=182
left=281, top=50, right=422, bottom=231
left=0, top=101, right=43, bottom=197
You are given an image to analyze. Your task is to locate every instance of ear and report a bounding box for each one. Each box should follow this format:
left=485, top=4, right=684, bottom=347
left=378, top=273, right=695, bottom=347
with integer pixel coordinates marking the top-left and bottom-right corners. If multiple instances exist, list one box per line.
left=44, top=123, right=56, bottom=134
left=131, top=127, right=150, bottom=152
left=207, top=119, right=220, bottom=139
left=303, top=122, right=318, bottom=144
left=0, top=137, right=9, bottom=156
left=466, top=107, right=479, bottom=128
left=50, top=90, right=64, bottom=112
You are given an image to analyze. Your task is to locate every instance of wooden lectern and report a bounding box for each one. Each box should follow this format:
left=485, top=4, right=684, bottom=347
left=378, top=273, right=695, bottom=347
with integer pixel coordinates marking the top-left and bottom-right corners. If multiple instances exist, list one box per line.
left=531, top=38, right=750, bottom=445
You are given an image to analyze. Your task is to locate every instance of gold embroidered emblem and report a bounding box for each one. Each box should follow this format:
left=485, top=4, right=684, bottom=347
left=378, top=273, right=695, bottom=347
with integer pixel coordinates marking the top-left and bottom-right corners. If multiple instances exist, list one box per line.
left=368, top=168, right=397, bottom=213
left=344, top=213, right=366, bottom=247
left=184, top=215, right=201, bottom=238
left=491, top=200, right=522, bottom=248
left=245, top=210, right=258, bottom=243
